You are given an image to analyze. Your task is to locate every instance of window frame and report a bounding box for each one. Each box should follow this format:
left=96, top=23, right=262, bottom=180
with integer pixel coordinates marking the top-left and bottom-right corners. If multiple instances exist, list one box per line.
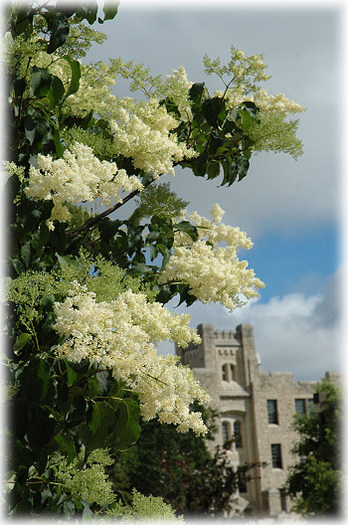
left=222, top=420, right=231, bottom=443
left=271, top=443, right=283, bottom=469
left=294, top=398, right=306, bottom=415
left=267, top=399, right=279, bottom=425
left=233, top=420, right=243, bottom=448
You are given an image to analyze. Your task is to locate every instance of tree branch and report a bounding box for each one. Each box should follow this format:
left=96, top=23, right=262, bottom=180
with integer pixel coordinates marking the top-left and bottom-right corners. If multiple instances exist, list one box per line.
left=67, top=182, right=152, bottom=241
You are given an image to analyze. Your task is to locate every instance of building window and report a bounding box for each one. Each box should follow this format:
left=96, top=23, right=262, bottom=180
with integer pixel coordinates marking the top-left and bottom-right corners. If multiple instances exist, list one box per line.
left=234, top=421, right=243, bottom=448
left=222, top=364, right=228, bottom=381
left=280, top=489, right=287, bottom=511
left=267, top=400, right=278, bottom=424
left=271, top=444, right=282, bottom=469
left=222, top=421, right=231, bottom=443
left=295, top=398, right=306, bottom=414
left=221, top=363, right=236, bottom=382
left=237, top=469, right=247, bottom=493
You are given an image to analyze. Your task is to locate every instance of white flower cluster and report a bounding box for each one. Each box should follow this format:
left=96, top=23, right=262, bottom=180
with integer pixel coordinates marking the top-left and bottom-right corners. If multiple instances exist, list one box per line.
left=53, top=283, right=209, bottom=435
left=159, top=204, right=265, bottom=309
left=162, top=66, right=193, bottom=121
left=253, top=89, right=305, bottom=115
left=25, top=142, right=143, bottom=228
left=214, top=87, right=304, bottom=117
left=110, top=98, right=196, bottom=178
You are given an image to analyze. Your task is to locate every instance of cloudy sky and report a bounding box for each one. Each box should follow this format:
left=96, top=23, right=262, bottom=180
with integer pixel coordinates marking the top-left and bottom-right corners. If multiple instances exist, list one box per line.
left=86, top=0, right=345, bottom=381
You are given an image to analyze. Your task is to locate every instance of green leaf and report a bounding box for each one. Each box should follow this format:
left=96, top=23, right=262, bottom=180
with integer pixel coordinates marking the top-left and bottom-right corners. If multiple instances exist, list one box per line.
left=90, top=402, right=102, bottom=435
left=49, top=75, right=65, bottom=106
left=177, top=283, right=196, bottom=307
left=23, top=116, right=36, bottom=146
left=149, top=244, right=158, bottom=261
left=30, top=67, right=53, bottom=98
left=207, top=160, right=220, bottom=179
left=114, top=399, right=141, bottom=450
left=20, top=241, right=31, bottom=266
left=99, top=217, right=122, bottom=242
left=75, top=3, right=98, bottom=24
left=174, top=221, right=199, bottom=242
left=192, top=154, right=208, bottom=177
left=189, top=83, right=207, bottom=104
left=100, top=0, right=120, bottom=22
left=14, top=333, right=32, bottom=353
left=220, top=159, right=233, bottom=187
left=11, top=7, right=34, bottom=38
left=64, top=360, right=78, bottom=387
left=96, top=370, right=109, bottom=395
left=62, top=57, right=81, bottom=98
left=237, top=155, right=250, bottom=181
left=87, top=377, right=99, bottom=398
left=54, top=433, right=76, bottom=462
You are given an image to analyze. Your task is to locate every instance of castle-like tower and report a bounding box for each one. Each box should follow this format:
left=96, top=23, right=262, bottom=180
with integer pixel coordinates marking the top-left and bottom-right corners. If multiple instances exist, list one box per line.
left=176, top=323, right=336, bottom=517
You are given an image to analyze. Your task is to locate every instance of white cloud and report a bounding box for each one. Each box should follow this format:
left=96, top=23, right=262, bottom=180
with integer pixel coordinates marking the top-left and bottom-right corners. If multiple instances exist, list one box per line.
left=157, top=268, right=344, bottom=381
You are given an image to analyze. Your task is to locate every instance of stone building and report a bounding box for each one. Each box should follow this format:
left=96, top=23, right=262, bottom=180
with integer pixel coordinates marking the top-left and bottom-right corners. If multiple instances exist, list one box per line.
left=176, top=323, right=338, bottom=517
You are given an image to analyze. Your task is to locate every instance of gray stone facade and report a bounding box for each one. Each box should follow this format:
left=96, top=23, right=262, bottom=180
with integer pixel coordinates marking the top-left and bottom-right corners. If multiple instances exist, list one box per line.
left=176, top=323, right=338, bottom=517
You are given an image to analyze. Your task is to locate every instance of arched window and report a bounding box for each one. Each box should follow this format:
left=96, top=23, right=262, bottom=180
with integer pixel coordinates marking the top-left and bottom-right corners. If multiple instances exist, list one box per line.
left=222, top=364, right=229, bottom=381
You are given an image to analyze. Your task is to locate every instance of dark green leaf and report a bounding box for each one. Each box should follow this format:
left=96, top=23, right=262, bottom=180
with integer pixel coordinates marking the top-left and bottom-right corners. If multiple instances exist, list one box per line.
left=27, top=407, right=56, bottom=450
left=43, top=11, right=70, bottom=54
left=202, top=97, right=226, bottom=128
left=189, top=83, right=207, bottom=104
left=207, top=160, right=221, bottom=179
left=56, top=1, right=77, bottom=18
left=99, top=217, right=121, bottom=242
left=192, top=154, right=208, bottom=177
left=22, top=358, right=57, bottom=406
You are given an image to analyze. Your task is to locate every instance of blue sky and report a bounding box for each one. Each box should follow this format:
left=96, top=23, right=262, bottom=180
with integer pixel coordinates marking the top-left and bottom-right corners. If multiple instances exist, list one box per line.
left=86, top=0, right=344, bottom=380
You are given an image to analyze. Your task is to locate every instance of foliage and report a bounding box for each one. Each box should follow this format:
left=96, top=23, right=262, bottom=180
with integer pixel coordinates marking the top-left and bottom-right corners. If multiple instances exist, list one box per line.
left=285, top=380, right=343, bottom=516
left=110, top=407, right=259, bottom=518
left=3, top=0, right=304, bottom=519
